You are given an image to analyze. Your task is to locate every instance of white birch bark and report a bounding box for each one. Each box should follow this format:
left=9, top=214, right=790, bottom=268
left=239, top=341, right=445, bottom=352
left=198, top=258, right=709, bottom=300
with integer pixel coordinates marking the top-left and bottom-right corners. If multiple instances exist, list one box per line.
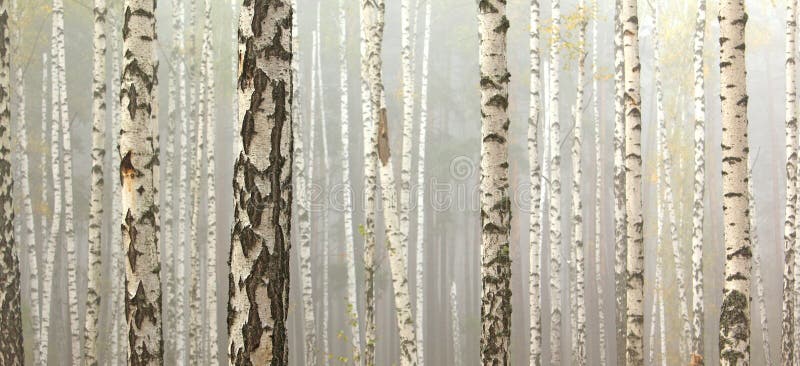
left=38, top=53, right=48, bottom=266
left=174, top=1, right=189, bottom=363
left=451, top=282, right=462, bottom=366
left=571, top=2, right=587, bottom=363
left=591, top=2, right=606, bottom=363
left=784, top=1, right=798, bottom=364
left=528, top=0, right=543, bottom=363
left=84, top=0, right=106, bottom=363
left=613, top=0, right=627, bottom=361
left=691, top=0, right=707, bottom=364
left=749, top=167, right=773, bottom=366
left=658, top=287, right=667, bottom=366
left=0, top=2, right=22, bottom=360
left=718, top=1, right=751, bottom=364
left=338, top=0, right=363, bottom=361
left=549, top=1, right=563, bottom=363
left=399, top=0, right=414, bottom=265
left=120, top=0, right=163, bottom=363
left=228, top=0, right=293, bottom=363
left=202, top=0, right=218, bottom=362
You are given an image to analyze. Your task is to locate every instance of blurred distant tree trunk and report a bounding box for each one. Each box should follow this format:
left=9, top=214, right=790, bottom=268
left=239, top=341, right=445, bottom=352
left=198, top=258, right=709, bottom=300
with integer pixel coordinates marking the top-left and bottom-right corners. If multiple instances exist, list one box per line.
left=591, top=1, right=606, bottom=363
left=749, top=165, right=773, bottom=366
left=173, top=1, right=189, bottom=363
left=612, top=0, right=627, bottom=362
left=548, top=1, right=563, bottom=364
left=84, top=0, right=106, bottom=363
left=478, top=0, right=511, bottom=363
left=415, top=1, right=431, bottom=364
left=120, top=0, right=163, bottom=363
left=227, top=0, right=292, bottom=364
left=783, top=0, right=798, bottom=364
left=38, top=53, right=48, bottom=262
left=450, top=282, right=461, bottom=366
left=622, top=0, right=643, bottom=362
left=718, top=1, right=751, bottom=365
left=360, top=0, right=379, bottom=362
left=400, top=0, right=414, bottom=272
left=202, top=0, right=218, bottom=362
left=0, top=0, right=23, bottom=360
left=571, top=2, right=587, bottom=364
left=691, top=0, right=707, bottom=364
left=338, top=0, right=363, bottom=361
left=527, top=0, right=543, bottom=363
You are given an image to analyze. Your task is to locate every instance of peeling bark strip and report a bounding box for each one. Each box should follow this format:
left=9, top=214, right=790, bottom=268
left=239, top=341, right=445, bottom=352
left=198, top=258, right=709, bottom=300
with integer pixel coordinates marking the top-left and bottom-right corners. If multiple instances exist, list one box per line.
left=783, top=1, right=798, bottom=364
left=478, top=0, right=512, bottom=364
left=691, top=0, right=707, bottom=364
left=622, top=0, right=643, bottom=363
left=120, top=0, right=163, bottom=364
left=0, top=1, right=23, bottom=363
left=228, top=0, right=293, bottom=364
left=719, top=1, right=751, bottom=365
left=84, top=0, right=107, bottom=364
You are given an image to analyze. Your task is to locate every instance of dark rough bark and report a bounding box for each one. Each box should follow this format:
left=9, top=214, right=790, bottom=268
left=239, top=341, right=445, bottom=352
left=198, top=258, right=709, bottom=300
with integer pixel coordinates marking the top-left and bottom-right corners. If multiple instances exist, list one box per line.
left=228, top=0, right=293, bottom=365
left=0, top=2, right=22, bottom=363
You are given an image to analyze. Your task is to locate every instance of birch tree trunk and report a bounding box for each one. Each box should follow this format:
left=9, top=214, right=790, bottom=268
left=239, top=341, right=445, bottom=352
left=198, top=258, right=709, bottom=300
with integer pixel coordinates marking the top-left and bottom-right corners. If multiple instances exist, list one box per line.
left=338, top=0, right=363, bottom=361
left=478, top=0, right=512, bottom=363
left=749, top=169, right=773, bottom=366
left=53, top=1, right=80, bottom=362
left=691, top=0, right=707, bottom=364
left=202, top=0, right=218, bottom=362
left=0, top=1, right=23, bottom=359
left=591, top=2, right=606, bottom=363
left=613, top=0, right=627, bottom=361
left=622, top=0, right=644, bottom=363
left=571, top=2, right=587, bottom=363
left=549, top=1, right=563, bottom=363
left=414, top=1, right=432, bottom=364
left=228, top=0, right=293, bottom=363
left=783, top=1, right=798, bottom=364
left=451, top=282, right=462, bottom=366
left=528, top=0, right=543, bottom=363
left=360, top=0, right=378, bottom=361
left=718, top=1, right=752, bottom=364
left=174, top=1, right=189, bottom=363
left=84, top=0, right=107, bottom=363
left=400, top=0, right=414, bottom=265
left=38, top=53, right=48, bottom=270
left=120, top=0, right=163, bottom=363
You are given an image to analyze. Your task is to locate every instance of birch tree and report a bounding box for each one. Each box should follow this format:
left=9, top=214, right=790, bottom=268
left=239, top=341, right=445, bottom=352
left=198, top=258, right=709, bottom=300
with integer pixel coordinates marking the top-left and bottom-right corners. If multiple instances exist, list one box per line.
left=613, top=0, right=627, bottom=361
left=783, top=1, right=798, bottom=364
left=691, top=0, right=707, bottom=364
left=549, top=1, right=563, bottom=363
left=202, top=0, right=218, bottom=362
left=478, top=0, right=512, bottom=363
left=571, top=2, right=587, bottom=363
left=228, top=0, right=292, bottom=363
left=749, top=166, right=773, bottom=366
left=303, top=27, right=319, bottom=366
left=400, top=0, right=414, bottom=265
left=174, top=1, right=190, bottom=363
left=528, top=0, right=543, bottom=363
left=338, top=0, right=363, bottom=361
left=84, top=0, right=107, bottom=363
left=120, top=0, right=163, bottom=363
left=0, top=1, right=23, bottom=360
left=718, top=1, right=752, bottom=364
left=591, top=1, right=606, bottom=363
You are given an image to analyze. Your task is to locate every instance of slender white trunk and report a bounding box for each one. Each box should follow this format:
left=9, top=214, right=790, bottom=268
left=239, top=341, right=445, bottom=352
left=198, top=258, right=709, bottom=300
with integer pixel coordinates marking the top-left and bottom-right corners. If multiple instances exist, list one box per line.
left=591, top=2, right=605, bottom=363
left=451, top=282, right=462, bottom=366
left=228, top=0, right=293, bottom=362
left=202, top=0, right=218, bottom=362
left=571, top=2, right=587, bottom=363
left=718, top=1, right=751, bottom=364
left=415, top=2, right=431, bottom=365
left=658, top=288, right=667, bottom=366
left=302, top=27, right=319, bottom=366
left=84, top=0, right=106, bottom=363
left=549, top=1, right=563, bottom=363
left=38, top=53, right=49, bottom=268
left=108, top=16, right=124, bottom=364
left=399, top=0, right=414, bottom=265
left=528, top=0, right=542, bottom=364
left=749, top=167, right=773, bottom=366
left=613, top=0, right=627, bottom=362
left=784, top=1, right=798, bottom=364
left=174, top=1, right=189, bottom=363
left=691, top=0, right=707, bottom=364
left=338, top=0, right=363, bottom=360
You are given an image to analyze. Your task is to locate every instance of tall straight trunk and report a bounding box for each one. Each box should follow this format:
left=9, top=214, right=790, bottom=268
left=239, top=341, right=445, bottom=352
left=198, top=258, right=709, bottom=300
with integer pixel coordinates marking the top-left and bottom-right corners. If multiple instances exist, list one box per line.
left=38, top=53, right=49, bottom=268
left=338, top=0, right=363, bottom=361
left=613, top=0, right=627, bottom=361
left=399, top=0, right=414, bottom=265
left=415, top=3, right=432, bottom=364
left=40, top=27, right=63, bottom=366
left=0, top=0, right=23, bottom=359
left=109, top=15, right=124, bottom=364
left=784, top=1, right=798, bottom=364
left=549, top=1, right=563, bottom=363
left=478, top=0, right=512, bottom=363
left=367, top=0, right=419, bottom=361
left=120, top=0, right=163, bottom=363
left=648, top=182, right=664, bottom=366
left=174, top=1, right=189, bottom=363
left=228, top=0, right=293, bottom=363
left=303, top=27, right=319, bottom=366
left=202, top=0, right=218, bottom=362
left=451, top=282, right=462, bottom=366
left=53, top=1, right=80, bottom=362
left=749, top=168, right=773, bottom=366
left=84, top=0, right=107, bottom=364
left=652, top=2, right=691, bottom=359
left=622, top=0, right=643, bottom=363
left=691, top=0, right=707, bottom=364
left=591, top=1, right=606, bottom=363
left=360, top=0, right=378, bottom=361
left=658, top=287, right=667, bottom=366
left=718, top=1, right=751, bottom=364
left=571, top=2, right=587, bottom=363
left=528, top=0, right=542, bottom=364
